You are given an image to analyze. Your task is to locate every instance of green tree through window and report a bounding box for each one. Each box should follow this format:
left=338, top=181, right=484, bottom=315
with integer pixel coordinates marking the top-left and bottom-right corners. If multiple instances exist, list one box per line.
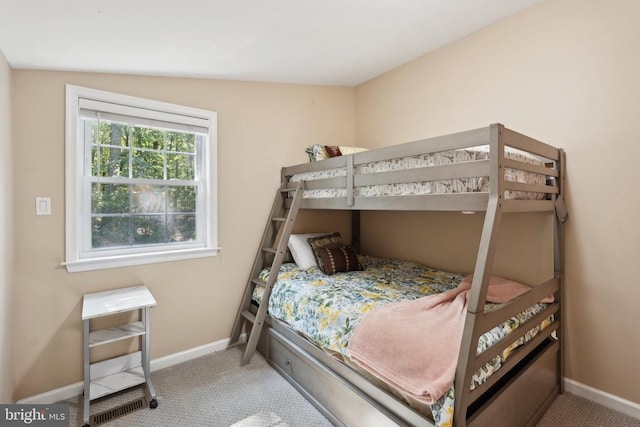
left=87, top=120, right=199, bottom=249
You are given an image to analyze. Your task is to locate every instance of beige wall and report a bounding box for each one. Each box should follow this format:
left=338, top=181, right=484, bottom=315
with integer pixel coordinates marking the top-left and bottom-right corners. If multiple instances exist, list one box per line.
left=0, top=50, right=15, bottom=403
left=356, top=0, right=640, bottom=404
left=11, top=70, right=355, bottom=399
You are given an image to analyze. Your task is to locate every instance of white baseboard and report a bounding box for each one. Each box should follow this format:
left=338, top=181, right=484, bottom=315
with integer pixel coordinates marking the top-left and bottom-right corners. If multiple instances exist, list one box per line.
left=564, top=378, right=640, bottom=420
left=149, top=338, right=231, bottom=372
left=17, top=334, right=245, bottom=405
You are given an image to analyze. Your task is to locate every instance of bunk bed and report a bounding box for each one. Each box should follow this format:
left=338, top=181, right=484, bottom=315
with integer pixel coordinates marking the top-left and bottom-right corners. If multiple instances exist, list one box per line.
left=230, top=123, right=567, bottom=427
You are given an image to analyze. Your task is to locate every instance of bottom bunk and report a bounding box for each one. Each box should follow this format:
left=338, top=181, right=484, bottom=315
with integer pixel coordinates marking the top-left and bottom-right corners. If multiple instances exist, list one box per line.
left=251, top=256, right=561, bottom=427
left=257, top=317, right=559, bottom=427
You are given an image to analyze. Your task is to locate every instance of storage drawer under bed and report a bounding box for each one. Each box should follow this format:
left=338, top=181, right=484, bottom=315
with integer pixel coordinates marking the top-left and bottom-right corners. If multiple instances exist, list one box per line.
left=257, top=317, right=560, bottom=427
left=264, top=327, right=417, bottom=427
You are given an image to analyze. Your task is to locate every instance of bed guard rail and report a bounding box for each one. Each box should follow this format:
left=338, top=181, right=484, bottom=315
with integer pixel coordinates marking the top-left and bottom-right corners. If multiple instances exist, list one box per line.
left=281, top=124, right=562, bottom=212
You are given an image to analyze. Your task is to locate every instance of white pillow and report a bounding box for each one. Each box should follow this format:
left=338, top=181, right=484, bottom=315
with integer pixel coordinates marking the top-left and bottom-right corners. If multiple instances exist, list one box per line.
left=339, top=146, right=369, bottom=155
left=288, top=233, right=325, bottom=269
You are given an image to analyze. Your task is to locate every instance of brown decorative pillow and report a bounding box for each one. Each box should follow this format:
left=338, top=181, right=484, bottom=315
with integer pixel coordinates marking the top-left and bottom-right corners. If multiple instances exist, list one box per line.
left=324, top=145, right=342, bottom=157
left=307, top=232, right=343, bottom=271
left=314, top=246, right=362, bottom=275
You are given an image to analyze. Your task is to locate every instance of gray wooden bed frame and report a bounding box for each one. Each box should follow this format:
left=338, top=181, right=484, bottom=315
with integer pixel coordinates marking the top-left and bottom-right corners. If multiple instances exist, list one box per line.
left=250, top=123, right=566, bottom=427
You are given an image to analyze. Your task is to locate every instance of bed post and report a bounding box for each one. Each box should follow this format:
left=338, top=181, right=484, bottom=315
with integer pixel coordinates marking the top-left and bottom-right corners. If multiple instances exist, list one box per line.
left=453, top=124, right=505, bottom=427
left=351, top=210, right=361, bottom=253
left=555, top=149, right=567, bottom=393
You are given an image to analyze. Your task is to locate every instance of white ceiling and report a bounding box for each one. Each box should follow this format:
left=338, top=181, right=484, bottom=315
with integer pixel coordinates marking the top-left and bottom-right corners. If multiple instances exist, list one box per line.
left=0, top=0, right=540, bottom=87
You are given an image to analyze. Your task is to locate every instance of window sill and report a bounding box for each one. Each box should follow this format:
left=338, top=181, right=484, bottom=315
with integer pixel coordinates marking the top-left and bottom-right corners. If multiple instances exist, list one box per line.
left=63, top=247, right=221, bottom=273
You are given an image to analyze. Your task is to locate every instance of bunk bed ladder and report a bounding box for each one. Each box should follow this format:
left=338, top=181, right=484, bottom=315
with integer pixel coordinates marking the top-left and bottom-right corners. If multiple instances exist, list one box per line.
left=228, top=180, right=304, bottom=366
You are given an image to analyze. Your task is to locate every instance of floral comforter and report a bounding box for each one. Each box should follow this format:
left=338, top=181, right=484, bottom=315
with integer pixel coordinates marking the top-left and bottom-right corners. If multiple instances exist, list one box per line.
left=253, top=256, right=551, bottom=427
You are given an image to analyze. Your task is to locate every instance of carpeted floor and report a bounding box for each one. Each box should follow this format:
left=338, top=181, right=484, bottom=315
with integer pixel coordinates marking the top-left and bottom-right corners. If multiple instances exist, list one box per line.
left=61, top=348, right=639, bottom=426
left=537, top=392, right=639, bottom=427
left=62, top=347, right=332, bottom=427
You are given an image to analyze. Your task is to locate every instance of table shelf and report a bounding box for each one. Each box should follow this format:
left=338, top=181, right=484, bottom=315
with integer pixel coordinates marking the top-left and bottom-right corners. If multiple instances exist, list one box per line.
left=89, top=351, right=146, bottom=400
left=89, top=321, right=145, bottom=347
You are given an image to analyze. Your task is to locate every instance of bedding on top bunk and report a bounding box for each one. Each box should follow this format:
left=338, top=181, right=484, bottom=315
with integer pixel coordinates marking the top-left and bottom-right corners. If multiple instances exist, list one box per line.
left=290, top=145, right=547, bottom=200
left=252, top=256, right=553, bottom=427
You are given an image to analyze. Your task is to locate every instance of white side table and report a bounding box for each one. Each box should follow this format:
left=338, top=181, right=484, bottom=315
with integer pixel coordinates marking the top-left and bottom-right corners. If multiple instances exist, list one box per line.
left=81, top=285, right=158, bottom=427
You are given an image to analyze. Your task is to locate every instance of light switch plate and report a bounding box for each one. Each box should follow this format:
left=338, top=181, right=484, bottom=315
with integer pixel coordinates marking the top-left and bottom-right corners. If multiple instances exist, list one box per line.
left=36, top=197, right=51, bottom=215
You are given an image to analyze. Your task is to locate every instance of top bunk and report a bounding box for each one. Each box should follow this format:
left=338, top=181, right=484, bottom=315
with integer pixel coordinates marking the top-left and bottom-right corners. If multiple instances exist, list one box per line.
left=282, top=123, right=564, bottom=213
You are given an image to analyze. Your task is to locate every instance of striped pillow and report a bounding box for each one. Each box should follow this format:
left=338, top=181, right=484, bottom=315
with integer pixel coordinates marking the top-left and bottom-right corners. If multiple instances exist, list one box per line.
left=308, top=232, right=343, bottom=271
left=314, top=246, right=362, bottom=275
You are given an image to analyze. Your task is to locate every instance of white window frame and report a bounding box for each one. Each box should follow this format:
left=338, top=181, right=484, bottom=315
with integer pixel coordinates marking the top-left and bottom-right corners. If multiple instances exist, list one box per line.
left=64, top=85, right=218, bottom=272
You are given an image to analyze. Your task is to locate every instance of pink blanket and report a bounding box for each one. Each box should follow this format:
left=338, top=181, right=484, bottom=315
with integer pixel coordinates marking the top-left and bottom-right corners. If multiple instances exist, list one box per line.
left=346, top=275, right=552, bottom=404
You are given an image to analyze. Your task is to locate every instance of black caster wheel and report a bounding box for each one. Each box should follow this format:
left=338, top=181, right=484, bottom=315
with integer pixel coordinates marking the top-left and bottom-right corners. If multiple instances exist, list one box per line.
left=149, top=398, right=158, bottom=409
left=83, top=424, right=90, bottom=427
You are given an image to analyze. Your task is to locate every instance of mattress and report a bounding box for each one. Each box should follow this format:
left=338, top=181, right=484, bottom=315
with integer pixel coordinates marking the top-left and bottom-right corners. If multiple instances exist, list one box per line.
left=289, top=146, right=547, bottom=200
left=253, top=256, right=552, bottom=427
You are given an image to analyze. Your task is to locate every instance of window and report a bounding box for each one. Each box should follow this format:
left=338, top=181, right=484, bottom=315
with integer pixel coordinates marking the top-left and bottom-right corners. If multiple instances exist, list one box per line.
left=65, top=85, right=218, bottom=272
